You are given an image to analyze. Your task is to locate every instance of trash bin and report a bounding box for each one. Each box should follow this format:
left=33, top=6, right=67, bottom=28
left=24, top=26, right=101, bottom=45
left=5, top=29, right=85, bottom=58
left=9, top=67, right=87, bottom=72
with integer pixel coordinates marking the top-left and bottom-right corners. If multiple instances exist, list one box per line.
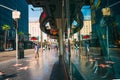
left=18, top=42, right=24, bottom=59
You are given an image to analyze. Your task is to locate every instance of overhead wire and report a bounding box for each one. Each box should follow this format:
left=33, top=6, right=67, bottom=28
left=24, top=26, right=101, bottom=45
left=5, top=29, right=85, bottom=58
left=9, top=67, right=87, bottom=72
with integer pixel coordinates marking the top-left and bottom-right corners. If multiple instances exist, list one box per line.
left=108, top=1, right=120, bottom=8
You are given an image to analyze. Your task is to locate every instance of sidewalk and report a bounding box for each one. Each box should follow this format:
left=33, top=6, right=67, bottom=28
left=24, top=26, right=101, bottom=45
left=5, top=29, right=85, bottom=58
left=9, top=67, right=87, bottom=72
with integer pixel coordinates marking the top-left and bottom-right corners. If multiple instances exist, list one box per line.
left=0, top=49, right=58, bottom=80
left=0, top=49, right=34, bottom=62
left=1, top=48, right=120, bottom=80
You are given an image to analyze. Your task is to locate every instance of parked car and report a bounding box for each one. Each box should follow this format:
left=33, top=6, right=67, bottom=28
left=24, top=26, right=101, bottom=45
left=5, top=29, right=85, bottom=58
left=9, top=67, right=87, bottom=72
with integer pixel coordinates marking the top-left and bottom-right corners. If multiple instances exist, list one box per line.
left=5, top=48, right=13, bottom=51
left=109, top=44, right=118, bottom=48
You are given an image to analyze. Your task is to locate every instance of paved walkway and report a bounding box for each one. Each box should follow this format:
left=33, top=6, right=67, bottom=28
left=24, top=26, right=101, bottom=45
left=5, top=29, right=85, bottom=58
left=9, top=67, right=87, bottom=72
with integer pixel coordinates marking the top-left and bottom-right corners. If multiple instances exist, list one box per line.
left=0, top=49, right=34, bottom=62
left=0, top=49, right=58, bottom=80
left=1, top=48, right=120, bottom=80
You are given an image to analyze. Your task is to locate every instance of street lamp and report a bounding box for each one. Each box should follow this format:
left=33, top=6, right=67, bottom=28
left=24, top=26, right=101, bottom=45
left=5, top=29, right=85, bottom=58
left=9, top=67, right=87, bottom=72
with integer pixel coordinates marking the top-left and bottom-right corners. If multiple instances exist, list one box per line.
left=12, top=10, right=21, bottom=59
left=102, top=7, right=110, bottom=59
left=0, top=4, right=21, bottom=59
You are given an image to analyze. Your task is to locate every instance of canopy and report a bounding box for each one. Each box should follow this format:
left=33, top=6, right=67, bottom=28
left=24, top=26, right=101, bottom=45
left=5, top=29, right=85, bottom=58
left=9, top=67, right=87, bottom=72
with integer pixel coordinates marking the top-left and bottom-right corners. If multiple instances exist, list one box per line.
left=30, top=37, right=38, bottom=41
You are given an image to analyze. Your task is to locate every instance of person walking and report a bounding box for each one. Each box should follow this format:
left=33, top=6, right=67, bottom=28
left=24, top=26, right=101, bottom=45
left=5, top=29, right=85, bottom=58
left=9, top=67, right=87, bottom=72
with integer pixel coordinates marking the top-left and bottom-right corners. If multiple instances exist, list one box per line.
left=34, top=44, right=40, bottom=59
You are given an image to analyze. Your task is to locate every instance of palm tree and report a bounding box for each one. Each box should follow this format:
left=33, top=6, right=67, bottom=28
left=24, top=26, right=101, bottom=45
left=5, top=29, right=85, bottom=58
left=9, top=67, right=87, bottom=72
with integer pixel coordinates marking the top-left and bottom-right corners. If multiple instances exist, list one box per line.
left=1, top=24, right=11, bottom=50
left=18, top=31, right=24, bottom=41
left=26, top=33, right=31, bottom=40
left=18, top=31, right=24, bottom=35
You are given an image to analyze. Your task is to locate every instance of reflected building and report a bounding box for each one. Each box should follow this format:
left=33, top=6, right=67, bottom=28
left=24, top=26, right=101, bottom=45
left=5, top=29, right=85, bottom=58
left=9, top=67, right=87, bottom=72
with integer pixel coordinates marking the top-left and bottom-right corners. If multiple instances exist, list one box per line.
left=73, top=20, right=91, bottom=41
left=81, top=20, right=92, bottom=36
left=92, top=0, right=120, bottom=56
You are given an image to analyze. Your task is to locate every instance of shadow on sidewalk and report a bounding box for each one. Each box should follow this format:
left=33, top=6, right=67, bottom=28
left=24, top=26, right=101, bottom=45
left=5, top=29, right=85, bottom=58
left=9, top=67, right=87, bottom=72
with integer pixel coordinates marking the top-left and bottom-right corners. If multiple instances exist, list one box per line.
left=50, top=61, right=66, bottom=80
left=50, top=55, right=70, bottom=80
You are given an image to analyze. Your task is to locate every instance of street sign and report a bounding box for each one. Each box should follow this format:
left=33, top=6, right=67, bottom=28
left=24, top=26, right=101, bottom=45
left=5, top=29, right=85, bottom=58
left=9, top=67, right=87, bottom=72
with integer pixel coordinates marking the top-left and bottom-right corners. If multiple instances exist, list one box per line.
left=12, top=10, right=21, bottom=19
left=102, top=8, right=111, bottom=16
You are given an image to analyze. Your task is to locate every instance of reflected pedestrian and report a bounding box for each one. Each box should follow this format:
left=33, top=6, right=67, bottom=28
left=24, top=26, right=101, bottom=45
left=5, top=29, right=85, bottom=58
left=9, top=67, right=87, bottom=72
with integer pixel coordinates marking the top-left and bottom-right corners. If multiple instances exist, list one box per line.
left=85, top=41, right=89, bottom=56
left=48, top=44, right=50, bottom=50
left=54, top=45, right=58, bottom=50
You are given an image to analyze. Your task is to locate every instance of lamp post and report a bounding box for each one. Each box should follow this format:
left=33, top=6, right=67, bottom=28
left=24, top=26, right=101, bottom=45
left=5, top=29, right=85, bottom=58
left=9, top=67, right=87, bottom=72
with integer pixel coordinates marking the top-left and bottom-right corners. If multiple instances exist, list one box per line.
left=102, top=8, right=110, bottom=59
left=40, top=30, right=43, bottom=53
left=12, top=10, right=21, bottom=59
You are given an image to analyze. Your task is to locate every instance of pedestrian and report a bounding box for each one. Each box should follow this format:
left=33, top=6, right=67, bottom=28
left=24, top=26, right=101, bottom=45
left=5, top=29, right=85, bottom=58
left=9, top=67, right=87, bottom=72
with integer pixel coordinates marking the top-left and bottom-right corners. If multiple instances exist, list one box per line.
left=34, top=44, right=40, bottom=59
left=54, top=45, right=58, bottom=50
left=48, top=44, right=51, bottom=50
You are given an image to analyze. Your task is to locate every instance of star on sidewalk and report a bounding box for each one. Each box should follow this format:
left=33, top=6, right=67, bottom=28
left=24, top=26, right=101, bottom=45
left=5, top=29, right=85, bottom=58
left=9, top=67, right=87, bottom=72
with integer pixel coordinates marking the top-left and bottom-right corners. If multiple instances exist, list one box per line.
left=89, top=58, right=96, bottom=62
left=18, top=66, right=29, bottom=70
left=13, top=63, right=22, bottom=67
left=97, top=64, right=112, bottom=68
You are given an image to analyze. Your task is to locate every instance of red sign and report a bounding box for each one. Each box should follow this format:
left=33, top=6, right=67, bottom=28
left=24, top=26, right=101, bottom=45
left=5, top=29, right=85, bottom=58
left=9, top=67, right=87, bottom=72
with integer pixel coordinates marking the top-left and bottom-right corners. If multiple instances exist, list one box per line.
left=82, top=35, right=90, bottom=39
left=30, top=37, right=38, bottom=41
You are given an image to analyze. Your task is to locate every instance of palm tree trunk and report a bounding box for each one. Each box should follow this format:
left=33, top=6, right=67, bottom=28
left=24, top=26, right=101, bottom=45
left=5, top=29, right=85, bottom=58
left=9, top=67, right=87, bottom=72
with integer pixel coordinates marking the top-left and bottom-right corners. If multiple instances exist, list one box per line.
left=4, top=31, right=7, bottom=50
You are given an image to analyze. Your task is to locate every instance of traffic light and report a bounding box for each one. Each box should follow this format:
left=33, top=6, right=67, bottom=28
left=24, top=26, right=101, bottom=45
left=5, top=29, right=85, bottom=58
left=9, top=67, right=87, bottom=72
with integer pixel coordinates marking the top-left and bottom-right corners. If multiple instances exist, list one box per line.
left=13, top=19, right=18, bottom=29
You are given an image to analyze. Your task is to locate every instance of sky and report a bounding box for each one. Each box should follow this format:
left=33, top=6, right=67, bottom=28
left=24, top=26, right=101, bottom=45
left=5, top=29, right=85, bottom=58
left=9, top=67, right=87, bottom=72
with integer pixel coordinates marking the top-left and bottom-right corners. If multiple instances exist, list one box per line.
left=29, top=5, right=91, bottom=22
left=29, top=5, right=43, bottom=22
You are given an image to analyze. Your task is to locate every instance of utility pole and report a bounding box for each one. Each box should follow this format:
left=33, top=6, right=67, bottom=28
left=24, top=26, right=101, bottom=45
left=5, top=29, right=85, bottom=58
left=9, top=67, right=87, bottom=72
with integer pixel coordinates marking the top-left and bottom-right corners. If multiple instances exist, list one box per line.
left=102, top=8, right=110, bottom=59
left=40, top=30, right=43, bottom=53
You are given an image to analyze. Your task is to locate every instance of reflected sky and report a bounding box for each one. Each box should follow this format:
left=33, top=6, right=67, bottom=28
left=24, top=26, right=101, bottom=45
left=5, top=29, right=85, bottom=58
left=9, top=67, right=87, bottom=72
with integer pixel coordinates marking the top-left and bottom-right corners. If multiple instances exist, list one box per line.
left=81, top=6, right=91, bottom=20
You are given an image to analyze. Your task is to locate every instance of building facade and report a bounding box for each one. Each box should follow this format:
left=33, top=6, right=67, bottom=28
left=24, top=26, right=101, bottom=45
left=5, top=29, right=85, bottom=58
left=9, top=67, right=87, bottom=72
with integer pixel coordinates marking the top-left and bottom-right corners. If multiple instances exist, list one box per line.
left=0, top=0, right=28, bottom=51
left=29, top=20, right=41, bottom=41
left=29, top=20, right=47, bottom=42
